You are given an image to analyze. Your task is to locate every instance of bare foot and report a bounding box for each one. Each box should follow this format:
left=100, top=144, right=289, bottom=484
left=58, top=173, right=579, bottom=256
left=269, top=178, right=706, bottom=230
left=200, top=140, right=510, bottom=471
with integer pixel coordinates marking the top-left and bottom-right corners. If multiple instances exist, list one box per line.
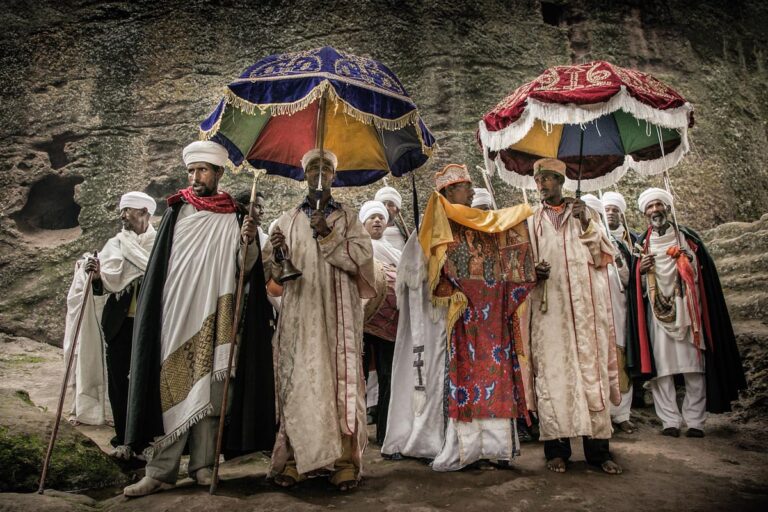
left=601, top=460, right=623, bottom=475
left=273, top=474, right=296, bottom=488
left=546, top=457, right=566, bottom=473
left=337, top=479, right=359, bottom=492
left=616, top=420, right=636, bottom=434
left=67, top=417, right=81, bottom=426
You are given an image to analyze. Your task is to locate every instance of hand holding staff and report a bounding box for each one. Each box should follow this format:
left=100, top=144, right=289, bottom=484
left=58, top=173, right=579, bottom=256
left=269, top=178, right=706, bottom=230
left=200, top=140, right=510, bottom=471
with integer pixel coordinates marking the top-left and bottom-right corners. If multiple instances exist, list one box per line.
left=38, top=251, right=97, bottom=494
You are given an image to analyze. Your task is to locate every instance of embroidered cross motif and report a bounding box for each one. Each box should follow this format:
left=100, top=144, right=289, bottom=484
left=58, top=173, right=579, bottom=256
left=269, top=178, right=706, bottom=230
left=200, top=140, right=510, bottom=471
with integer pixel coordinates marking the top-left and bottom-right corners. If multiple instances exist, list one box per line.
left=413, top=345, right=425, bottom=391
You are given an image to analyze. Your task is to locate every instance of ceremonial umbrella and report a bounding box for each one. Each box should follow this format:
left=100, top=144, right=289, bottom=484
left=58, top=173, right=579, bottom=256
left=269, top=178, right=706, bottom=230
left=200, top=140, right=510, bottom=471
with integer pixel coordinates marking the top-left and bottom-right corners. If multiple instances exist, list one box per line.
left=199, top=46, right=435, bottom=187
left=477, top=61, right=694, bottom=193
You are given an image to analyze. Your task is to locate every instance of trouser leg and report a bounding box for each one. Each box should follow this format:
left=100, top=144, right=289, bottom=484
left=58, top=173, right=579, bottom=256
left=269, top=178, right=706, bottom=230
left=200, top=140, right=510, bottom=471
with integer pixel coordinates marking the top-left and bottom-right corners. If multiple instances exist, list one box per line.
left=650, top=375, right=683, bottom=429
left=329, top=434, right=358, bottom=485
left=106, top=318, right=133, bottom=446
left=188, top=415, right=218, bottom=476
left=611, top=383, right=633, bottom=424
left=583, top=437, right=610, bottom=465
left=145, top=431, right=189, bottom=484
left=375, top=340, right=395, bottom=445
left=681, top=372, right=706, bottom=430
left=544, top=438, right=572, bottom=461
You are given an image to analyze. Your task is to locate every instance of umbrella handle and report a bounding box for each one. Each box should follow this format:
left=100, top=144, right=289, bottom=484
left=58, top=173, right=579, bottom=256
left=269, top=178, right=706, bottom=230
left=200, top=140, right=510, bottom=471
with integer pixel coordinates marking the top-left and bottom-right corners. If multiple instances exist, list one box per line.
left=576, top=126, right=585, bottom=198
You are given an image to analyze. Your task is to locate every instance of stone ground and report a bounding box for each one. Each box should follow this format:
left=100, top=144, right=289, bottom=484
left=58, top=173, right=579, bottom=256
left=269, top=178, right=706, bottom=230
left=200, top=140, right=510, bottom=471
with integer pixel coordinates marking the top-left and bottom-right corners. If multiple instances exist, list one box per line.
left=1, top=336, right=767, bottom=512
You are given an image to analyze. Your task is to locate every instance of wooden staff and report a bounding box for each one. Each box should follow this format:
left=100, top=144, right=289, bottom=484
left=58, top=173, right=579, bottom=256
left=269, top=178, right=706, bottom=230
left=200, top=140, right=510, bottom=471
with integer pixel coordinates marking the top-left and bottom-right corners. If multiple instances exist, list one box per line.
left=475, top=165, right=498, bottom=209
left=210, top=171, right=259, bottom=494
left=38, top=252, right=97, bottom=494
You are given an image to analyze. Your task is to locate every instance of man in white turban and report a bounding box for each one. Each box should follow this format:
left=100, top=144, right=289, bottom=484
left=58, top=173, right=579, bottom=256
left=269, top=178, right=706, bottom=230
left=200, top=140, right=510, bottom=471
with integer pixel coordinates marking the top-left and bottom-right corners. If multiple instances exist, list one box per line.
left=374, top=186, right=408, bottom=251
left=124, top=140, right=265, bottom=497
left=359, top=200, right=401, bottom=445
left=591, top=191, right=638, bottom=433
left=268, top=148, right=375, bottom=491
left=471, top=187, right=494, bottom=210
left=629, top=188, right=746, bottom=439
left=65, top=192, right=157, bottom=461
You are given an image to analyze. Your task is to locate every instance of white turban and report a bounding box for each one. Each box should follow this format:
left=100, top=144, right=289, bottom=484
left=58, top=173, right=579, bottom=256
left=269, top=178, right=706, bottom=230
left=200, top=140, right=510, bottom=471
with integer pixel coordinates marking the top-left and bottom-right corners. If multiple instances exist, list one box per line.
left=119, top=191, right=157, bottom=216
left=602, top=191, right=627, bottom=213
left=182, top=140, right=229, bottom=167
left=471, top=188, right=493, bottom=208
left=300, top=148, right=338, bottom=170
left=374, top=186, right=402, bottom=209
left=581, top=193, right=603, bottom=214
left=638, top=187, right=674, bottom=212
left=358, top=200, right=389, bottom=224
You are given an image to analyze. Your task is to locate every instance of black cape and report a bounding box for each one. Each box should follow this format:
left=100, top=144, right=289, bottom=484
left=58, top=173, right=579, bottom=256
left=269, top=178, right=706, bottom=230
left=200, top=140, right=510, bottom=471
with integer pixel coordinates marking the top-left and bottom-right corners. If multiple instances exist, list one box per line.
left=125, top=201, right=276, bottom=451
left=626, top=226, right=747, bottom=413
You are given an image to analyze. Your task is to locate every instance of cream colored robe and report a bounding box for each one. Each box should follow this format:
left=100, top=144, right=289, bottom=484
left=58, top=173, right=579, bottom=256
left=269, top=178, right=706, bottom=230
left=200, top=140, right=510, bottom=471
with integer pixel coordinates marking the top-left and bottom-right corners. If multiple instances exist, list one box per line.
left=268, top=204, right=375, bottom=476
left=528, top=203, right=620, bottom=441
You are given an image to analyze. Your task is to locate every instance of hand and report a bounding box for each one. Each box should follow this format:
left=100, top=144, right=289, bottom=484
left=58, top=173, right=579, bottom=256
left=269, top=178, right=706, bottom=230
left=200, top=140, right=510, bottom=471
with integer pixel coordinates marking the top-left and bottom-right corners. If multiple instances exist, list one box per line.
left=270, top=228, right=286, bottom=253
left=571, top=198, right=590, bottom=228
left=310, top=209, right=331, bottom=237
left=84, top=256, right=101, bottom=281
left=241, top=215, right=257, bottom=244
left=535, top=260, right=551, bottom=281
left=639, top=253, right=655, bottom=274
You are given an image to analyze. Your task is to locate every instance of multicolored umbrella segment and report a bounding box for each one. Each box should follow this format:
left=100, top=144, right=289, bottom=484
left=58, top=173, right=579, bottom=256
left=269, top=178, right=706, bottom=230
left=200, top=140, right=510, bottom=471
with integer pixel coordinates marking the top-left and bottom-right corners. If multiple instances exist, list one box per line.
left=199, top=46, right=436, bottom=187
left=478, top=61, right=694, bottom=193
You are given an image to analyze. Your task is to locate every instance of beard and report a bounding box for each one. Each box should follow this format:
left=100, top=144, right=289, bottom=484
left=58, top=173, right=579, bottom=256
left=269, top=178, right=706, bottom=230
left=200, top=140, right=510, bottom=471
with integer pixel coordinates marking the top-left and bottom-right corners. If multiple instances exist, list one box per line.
left=650, top=212, right=670, bottom=233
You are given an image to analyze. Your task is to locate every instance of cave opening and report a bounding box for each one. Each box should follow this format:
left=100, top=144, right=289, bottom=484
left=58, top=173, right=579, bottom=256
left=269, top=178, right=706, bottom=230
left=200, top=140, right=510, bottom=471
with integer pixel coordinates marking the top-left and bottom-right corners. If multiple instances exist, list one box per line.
left=11, top=174, right=84, bottom=233
left=541, top=2, right=565, bottom=27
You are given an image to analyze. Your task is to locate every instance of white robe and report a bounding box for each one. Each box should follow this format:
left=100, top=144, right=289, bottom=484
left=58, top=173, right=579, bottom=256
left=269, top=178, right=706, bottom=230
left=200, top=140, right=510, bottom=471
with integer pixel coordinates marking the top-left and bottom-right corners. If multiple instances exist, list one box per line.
left=382, top=233, right=521, bottom=471
left=646, top=229, right=704, bottom=378
left=382, top=225, right=406, bottom=251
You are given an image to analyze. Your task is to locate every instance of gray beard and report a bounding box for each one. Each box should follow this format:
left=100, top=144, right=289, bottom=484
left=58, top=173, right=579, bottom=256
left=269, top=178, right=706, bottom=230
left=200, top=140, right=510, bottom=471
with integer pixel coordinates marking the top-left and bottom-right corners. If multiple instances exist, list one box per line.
left=651, top=214, right=670, bottom=235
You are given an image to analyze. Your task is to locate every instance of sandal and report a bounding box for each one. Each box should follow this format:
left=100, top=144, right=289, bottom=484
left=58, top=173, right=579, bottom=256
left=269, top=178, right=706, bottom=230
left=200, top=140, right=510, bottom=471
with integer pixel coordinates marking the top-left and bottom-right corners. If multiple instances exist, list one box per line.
left=273, top=473, right=297, bottom=488
left=336, top=479, right=358, bottom=492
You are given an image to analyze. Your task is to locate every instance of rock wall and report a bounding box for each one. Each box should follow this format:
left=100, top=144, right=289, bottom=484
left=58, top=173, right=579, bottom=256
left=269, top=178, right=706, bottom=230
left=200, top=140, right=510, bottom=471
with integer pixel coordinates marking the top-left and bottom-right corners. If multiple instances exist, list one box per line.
left=0, top=0, right=766, bottom=345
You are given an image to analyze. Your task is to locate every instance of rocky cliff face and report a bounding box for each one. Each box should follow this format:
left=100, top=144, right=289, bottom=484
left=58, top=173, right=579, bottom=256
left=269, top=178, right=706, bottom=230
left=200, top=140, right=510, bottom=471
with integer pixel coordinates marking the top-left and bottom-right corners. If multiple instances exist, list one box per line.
left=0, top=0, right=766, bottom=345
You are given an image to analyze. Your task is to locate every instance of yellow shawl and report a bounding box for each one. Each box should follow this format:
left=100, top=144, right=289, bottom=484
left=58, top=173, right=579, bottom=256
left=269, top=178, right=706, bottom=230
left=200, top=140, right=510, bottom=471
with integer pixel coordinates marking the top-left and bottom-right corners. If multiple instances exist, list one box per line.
left=418, top=191, right=533, bottom=338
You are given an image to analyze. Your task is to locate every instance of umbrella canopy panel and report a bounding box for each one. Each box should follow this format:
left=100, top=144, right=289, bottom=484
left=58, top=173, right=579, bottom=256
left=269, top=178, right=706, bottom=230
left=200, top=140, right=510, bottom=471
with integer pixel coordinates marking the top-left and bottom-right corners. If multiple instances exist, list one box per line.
left=200, top=46, right=435, bottom=186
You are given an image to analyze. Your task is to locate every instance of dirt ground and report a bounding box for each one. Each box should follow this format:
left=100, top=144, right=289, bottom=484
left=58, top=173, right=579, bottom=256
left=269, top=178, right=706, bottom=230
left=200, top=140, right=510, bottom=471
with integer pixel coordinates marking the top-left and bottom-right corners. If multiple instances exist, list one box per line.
left=1, top=335, right=767, bottom=512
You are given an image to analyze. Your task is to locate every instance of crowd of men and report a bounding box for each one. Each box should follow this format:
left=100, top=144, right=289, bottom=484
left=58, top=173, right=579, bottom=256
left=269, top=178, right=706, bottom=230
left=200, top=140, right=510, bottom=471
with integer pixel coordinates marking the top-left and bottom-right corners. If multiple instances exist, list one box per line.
left=63, top=139, right=746, bottom=497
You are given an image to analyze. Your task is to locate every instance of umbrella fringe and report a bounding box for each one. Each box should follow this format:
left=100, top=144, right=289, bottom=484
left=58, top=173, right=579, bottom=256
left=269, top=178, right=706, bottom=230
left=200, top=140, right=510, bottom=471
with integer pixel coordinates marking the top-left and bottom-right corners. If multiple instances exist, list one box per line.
left=491, top=136, right=688, bottom=193
left=479, top=86, right=693, bottom=152
left=206, top=82, right=431, bottom=139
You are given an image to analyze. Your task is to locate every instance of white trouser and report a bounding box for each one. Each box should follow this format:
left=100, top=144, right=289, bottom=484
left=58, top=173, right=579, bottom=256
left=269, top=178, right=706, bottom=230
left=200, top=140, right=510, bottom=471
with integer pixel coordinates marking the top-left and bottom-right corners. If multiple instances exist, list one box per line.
left=145, top=415, right=217, bottom=484
left=650, top=373, right=706, bottom=430
left=610, top=383, right=633, bottom=424
left=366, top=370, right=379, bottom=409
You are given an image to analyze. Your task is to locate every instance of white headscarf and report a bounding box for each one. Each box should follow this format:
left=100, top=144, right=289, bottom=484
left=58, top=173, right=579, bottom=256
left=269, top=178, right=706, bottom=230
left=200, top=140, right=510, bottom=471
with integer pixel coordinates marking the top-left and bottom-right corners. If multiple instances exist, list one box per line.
left=182, top=140, right=228, bottom=167
left=581, top=193, right=604, bottom=214
left=358, top=200, right=389, bottom=224
left=119, top=191, right=157, bottom=215
left=638, top=187, right=674, bottom=212
left=602, top=191, right=627, bottom=213
left=374, top=187, right=402, bottom=209
left=471, top=188, right=493, bottom=209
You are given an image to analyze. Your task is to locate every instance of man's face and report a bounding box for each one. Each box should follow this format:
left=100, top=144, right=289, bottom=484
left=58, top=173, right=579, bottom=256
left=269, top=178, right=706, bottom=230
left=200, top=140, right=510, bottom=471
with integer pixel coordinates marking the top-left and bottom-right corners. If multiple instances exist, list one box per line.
left=305, top=158, right=335, bottom=193
left=445, top=181, right=474, bottom=207
left=253, top=196, right=265, bottom=226
left=605, top=204, right=622, bottom=231
left=120, top=207, right=148, bottom=234
left=187, top=162, right=223, bottom=197
left=534, top=171, right=563, bottom=202
left=644, top=199, right=670, bottom=229
left=364, top=213, right=386, bottom=240
left=382, top=200, right=399, bottom=226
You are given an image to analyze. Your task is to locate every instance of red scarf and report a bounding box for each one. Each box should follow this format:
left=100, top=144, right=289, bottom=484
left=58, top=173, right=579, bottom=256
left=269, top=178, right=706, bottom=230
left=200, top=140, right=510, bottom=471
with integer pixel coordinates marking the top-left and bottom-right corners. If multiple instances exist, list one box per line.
left=167, top=187, right=237, bottom=214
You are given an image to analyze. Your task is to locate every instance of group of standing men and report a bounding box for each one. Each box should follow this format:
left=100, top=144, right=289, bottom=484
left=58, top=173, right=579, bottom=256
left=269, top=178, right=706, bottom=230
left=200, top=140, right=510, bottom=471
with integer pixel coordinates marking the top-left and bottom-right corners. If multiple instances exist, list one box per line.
left=64, top=138, right=745, bottom=498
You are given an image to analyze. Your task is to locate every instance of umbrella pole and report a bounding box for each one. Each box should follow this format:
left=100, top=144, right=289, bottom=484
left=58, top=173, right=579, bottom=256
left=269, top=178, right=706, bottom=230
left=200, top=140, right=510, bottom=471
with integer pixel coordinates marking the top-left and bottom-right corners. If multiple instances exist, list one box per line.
left=411, top=173, right=419, bottom=234
left=210, top=171, right=259, bottom=494
left=38, top=252, right=97, bottom=494
left=655, top=126, right=685, bottom=247
left=476, top=166, right=499, bottom=209
left=316, top=94, right=327, bottom=210
left=576, top=126, right=585, bottom=198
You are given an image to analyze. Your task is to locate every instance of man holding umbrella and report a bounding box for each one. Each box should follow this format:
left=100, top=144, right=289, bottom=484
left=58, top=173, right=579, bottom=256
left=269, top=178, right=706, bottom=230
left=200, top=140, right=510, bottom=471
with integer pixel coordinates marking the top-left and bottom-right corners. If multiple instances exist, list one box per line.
left=528, top=158, right=623, bottom=475
left=268, top=148, right=375, bottom=491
